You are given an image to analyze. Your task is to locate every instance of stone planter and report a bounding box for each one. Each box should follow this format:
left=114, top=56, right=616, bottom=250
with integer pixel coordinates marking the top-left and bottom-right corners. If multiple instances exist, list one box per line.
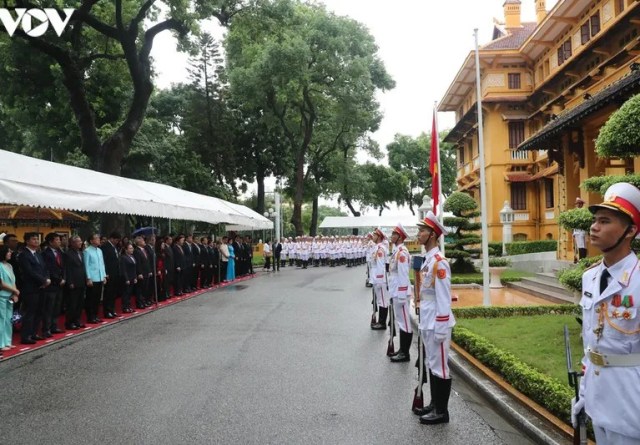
left=489, top=267, right=507, bottom=289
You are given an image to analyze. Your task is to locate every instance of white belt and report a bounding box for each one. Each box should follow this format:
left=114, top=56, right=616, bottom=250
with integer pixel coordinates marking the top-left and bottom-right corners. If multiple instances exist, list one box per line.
left=420, top=294, right=435, bottom=302
left=586, top=347, right=640, bottom=367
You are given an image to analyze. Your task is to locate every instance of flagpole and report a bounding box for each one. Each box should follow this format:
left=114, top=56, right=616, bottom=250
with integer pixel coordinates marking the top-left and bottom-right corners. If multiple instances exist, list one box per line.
left=434, top=102, right=445, bottom=253
left=474, top=28, right=491, bottom=307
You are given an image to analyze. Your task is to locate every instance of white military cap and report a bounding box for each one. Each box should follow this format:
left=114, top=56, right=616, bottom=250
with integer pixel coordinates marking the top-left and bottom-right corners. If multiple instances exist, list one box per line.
left=417, top=210, right=448, bottom=237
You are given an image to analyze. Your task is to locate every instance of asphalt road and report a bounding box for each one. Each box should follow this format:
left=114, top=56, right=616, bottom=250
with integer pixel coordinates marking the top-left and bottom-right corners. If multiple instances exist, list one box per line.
left=0, top=264, right=533, bottom=444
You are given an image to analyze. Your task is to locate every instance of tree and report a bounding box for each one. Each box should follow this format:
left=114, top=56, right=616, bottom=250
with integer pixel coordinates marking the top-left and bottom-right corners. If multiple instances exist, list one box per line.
left=387, top=131, right=457, bottom=215
left=225, top=0, right=394, bottom=235
left=443, top=192, right=482, bottom=273
left=595, top=94, right=640, bottom=158
left=387, top=134, right=428, bottom=215
left=358, top=163, right=409, bottom=216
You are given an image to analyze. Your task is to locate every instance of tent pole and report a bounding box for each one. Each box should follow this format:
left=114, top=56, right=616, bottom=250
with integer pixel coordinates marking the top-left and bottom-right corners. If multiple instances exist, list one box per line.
left=152, top=216, right=159, bottom=307
left=36, top=207, right=41, bottom=242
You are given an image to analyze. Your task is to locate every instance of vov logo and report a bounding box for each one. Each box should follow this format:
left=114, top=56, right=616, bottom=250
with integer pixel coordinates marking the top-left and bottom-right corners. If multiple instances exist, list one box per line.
left=0, top=8, right=75, bottom=37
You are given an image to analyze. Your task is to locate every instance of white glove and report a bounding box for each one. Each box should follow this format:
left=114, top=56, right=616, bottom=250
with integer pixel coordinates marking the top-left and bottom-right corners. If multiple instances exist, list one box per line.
left=571, top=397, right=585, bottom=428
left=434, top=331, right=447, bottom=344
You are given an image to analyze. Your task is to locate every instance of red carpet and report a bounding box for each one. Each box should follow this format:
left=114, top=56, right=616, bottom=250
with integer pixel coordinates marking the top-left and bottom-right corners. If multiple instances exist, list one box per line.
left=1, top=274, right=256, bottom=360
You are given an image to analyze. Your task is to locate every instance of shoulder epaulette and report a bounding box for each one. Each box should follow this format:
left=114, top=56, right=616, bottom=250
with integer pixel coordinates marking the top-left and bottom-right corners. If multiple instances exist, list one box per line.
left=434, top=253, right=446, bottom=262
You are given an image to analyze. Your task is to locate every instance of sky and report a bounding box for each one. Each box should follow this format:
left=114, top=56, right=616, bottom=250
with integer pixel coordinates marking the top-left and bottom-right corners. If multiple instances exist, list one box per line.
left=150, top=0, right=558, bottom=215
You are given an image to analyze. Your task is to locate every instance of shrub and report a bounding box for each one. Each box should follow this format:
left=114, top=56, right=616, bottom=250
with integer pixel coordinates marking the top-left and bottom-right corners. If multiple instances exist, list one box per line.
left=558, top=208, right=593, bottom=232
left=488, top=257, right=510, bottom=267
left=582, top=174, right=640, bottom=195
left=557, top=256, right=603, bottom=293
left=452, top=326, right=573, bottom=422
left=489, top=242, right=503, bottom=257
left=595, top=94, right=640, bottom=158
left=453, top=304, right=580, bottom=319
left=505, top=240, right=557, bottom=255
left=443, top=192, right=482, bottom=273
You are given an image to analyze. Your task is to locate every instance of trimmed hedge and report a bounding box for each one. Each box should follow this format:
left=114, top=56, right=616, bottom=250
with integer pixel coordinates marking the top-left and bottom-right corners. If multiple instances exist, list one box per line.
left=452, top=326, right=573, bottom=422
left=505, top=240, right=557, bottom=255
left=450, top=272, right=529, bottom=285
left=453, top=304, right=580, bottom=319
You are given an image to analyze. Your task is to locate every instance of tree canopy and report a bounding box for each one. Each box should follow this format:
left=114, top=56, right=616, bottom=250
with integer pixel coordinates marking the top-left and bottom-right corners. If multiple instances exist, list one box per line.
left=225, top=0, right=394, bottom=235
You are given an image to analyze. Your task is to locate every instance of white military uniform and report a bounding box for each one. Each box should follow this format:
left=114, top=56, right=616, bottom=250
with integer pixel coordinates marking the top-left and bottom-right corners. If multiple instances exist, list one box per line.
left=575, top=182, right=640, bottom=443
left=580, top=254, right=640, bottom=442
left=391, top=242, right=412, bottom=334
left=419, top=246, right=455, bottom=379
left=371, top=241, right=388, bottom=309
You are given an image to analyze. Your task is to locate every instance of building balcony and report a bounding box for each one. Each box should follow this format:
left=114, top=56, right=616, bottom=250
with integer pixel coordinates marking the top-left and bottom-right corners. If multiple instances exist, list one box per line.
left=545, top=210, right=555, bottom=220
left=510, top=149, right=530, bottom=162
left=514, top=212, right=530, bottom=222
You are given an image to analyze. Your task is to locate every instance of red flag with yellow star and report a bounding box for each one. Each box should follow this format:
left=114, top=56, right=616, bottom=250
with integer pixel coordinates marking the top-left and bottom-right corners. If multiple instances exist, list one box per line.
left=430, top=109, right=440, bottom=215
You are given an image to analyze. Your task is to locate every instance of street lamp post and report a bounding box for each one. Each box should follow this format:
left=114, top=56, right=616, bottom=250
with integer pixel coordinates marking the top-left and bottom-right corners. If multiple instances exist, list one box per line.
left=264, top=207, right=276, bottom=242
left=499, top=201, right=515, bottom=256
left=418, top=195, right=431, bottom=221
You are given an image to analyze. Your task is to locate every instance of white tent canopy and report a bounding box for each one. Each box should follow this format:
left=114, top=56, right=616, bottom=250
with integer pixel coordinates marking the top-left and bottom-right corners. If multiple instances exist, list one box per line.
left=0, top=150, right=273, bottom=229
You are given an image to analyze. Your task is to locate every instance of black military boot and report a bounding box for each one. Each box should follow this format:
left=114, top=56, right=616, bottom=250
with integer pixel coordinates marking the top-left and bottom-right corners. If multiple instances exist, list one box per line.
left=390, top=330, right=412, bottom=362
left=413, top=370, right=435, bottom=415
left=371, top=307, right=387, bottom=330
left=420, top=376, right=451, bottom=424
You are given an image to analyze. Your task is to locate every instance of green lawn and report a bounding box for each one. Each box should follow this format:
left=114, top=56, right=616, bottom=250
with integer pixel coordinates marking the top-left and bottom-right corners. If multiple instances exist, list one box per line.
left=455, top=314, right=584, bottom=384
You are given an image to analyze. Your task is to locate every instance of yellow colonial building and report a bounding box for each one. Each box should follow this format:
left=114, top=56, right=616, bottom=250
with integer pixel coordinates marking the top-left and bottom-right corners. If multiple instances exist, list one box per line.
left=440, top=0, right=640, bottom=260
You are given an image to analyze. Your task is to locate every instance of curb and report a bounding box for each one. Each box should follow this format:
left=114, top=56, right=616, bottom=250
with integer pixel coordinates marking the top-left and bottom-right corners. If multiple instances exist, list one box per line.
left=407, top=301, right=569, bottom=445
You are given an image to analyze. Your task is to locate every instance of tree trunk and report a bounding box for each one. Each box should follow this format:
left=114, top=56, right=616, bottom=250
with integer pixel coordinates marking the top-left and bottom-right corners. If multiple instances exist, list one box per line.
left=292, top=150, right=306, bottom=236
left=345, top=198, right=361, bottom=217
left=256, top=166, right=265, bottom=215
left=310, top=195, right=319, bottom=236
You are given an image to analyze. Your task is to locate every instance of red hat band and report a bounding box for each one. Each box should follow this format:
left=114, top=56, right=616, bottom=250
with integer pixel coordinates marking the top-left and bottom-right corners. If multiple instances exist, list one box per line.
left=422, top=218, right=442, bottom=237
left=609, top=196, right=640, bottom=228
left=393, top=226, right=407, bottom=240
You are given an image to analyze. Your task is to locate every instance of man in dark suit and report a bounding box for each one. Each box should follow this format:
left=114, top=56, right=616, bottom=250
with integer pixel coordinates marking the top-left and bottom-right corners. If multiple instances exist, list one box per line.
left=63, top=235, right=86, bottom=330
left=273, top=238, right=283, bottom=272
left=198, top=237, right=210, bottom=288
left=245, top=236, right=254, bottom=275
left=144, top=234, right=157, bottom=305
left=42, top=232, right=66, bottom=336
left=18, top=232, right=50, bottom=344
left=133, top=236, right=152, bottom=309
left=162, top=235, right=175, bottom=298
left=234, top=236, right=244, bottom=277
left=172, top=235, right=186, bottom=296
left=210, top=239, right=220, bottom=285
left=231, top=236, right=242, bottom=276
left=183, top=235, right=194, bottom=293
left=100, top=231, right=121, bottom=318
left=189, top=236, right=201, bottom=290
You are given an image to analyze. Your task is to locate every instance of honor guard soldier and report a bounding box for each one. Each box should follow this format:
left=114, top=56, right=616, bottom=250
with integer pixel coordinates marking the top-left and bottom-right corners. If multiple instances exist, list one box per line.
left=415, top=211, right=454, bottom=425
left=389, top=223, right=413, bottom=362
left=370, top=228, right=389, bottom=330
left=572, top=183, right=640, bottom=444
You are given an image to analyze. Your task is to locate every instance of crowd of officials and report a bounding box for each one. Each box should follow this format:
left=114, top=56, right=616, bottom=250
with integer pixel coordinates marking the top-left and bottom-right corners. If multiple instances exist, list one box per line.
left=0, top=231, right=255, bottom=352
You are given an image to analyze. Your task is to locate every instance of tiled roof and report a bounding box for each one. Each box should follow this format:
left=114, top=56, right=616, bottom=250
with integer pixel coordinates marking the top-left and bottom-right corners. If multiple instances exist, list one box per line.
left=483, top=22, right=537, bottom=50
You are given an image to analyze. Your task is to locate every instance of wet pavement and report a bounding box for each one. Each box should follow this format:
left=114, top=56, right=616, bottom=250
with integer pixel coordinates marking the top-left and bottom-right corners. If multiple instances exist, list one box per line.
left=452, top=287, right=556, bottom=307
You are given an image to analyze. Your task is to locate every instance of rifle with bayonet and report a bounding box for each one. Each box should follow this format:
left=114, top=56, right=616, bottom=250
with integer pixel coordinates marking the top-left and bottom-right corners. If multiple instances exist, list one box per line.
left=564, top=325, right=587, bottom=445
